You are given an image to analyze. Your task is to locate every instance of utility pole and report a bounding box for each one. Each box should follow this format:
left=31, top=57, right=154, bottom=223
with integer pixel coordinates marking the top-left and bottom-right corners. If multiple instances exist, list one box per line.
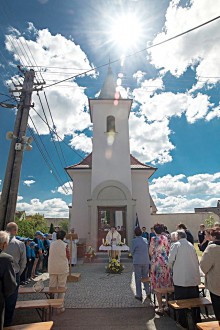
left=0, top=68, right=42, bottom=229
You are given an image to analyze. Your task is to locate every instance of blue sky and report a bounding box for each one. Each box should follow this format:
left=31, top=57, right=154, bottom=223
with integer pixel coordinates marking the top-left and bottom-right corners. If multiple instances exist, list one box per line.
left=1, top=0, right=220, bottom=217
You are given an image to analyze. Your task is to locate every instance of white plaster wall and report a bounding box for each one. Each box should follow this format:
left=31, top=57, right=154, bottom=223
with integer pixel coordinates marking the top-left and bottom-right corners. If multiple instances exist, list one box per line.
left=152, top=212, right=220, bottom=240
left=131, top=171, right=153, bottom=229
left=91, top=101, right=132, bottom=194
left=69, top=171, right=91, bottom=241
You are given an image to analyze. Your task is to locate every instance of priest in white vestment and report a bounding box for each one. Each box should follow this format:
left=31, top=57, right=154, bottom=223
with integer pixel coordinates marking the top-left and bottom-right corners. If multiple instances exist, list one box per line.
left=66, top=228, right=79, bottom=266
left=106, top=227, right=121, bottom=261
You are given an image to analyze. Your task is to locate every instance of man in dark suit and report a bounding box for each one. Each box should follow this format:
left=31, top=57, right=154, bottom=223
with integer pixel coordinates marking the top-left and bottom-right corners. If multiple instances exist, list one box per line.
left=0, top=231, right=17, bottom=330
left=131, top=227, right=150, bottom=302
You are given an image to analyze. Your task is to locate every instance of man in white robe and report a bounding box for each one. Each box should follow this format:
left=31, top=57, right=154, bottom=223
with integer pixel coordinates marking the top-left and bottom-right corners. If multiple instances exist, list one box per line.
left=66, top=228, right=79, bottom=266
left=106, top=227, right=121, bottom=261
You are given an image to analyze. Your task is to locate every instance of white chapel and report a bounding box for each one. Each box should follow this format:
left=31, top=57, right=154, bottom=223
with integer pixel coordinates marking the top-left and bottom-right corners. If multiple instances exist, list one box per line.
left=66, top=67, right=157, bottom=250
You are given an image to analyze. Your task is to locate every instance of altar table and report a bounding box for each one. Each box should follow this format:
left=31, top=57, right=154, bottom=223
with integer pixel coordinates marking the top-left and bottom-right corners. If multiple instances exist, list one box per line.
left=99, top=244, right=129, bottom=251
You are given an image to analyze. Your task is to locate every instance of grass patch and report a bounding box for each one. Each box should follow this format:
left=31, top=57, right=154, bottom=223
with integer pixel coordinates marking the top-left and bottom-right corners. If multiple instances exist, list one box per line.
left=195, top=243, right=203, bottom=258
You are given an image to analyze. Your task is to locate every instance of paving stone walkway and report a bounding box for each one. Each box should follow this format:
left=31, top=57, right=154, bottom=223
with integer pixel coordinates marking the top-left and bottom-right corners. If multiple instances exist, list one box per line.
left=15, top=262, right=215, bottom=329
left=18, top=263, right=149, bottom=308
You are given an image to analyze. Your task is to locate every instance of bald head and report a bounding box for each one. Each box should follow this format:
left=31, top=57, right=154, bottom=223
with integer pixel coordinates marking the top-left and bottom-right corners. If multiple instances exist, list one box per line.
left=6, top=222, right=18, bottom=236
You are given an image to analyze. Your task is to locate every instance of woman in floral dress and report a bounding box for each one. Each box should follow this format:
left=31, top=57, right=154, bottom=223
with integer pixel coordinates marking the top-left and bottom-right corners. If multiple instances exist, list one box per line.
left=149, top=223, right=172, bottom=315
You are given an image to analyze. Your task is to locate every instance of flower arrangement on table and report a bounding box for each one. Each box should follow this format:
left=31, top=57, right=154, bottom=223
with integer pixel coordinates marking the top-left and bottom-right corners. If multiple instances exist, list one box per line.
left=84, top=245, right=96, bottom=262
left=106, top=258, right=124, bottom=274
left=103, top=241, right=110, bottom=246
left=117, top=241, right=125, bottom=246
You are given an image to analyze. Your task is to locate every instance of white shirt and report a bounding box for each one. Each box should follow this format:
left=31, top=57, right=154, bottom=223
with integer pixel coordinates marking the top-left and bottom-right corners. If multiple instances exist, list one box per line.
left=168, top=238, right=200, bottom=287
left=48, top=239, right=69, bottom=274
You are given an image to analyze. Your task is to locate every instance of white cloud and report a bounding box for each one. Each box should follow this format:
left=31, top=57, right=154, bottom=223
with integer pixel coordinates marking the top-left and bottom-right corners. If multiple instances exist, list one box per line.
left=16, top=198, right=69, bottom=217
left=57, top=181, right=73, bottom=195
left=23, top=180, right=35, bottom=187
left=206, top=104, right=220, bottom=121
left=133, top=70, right=146, bottom=84
left=129, top=113, right=174, bottom=164
left=152, top=195, right=218, bottom=213
left=17, top=196, right=23, bottom=201
left=133, top=82, right=212, bottom=123
left=5, top=24, right=94, bottom=144
left=69, top=133, right=92, bottom=153
left=0, top=180, right=2, bottom=185
left=148, top=0, right=220, bottom=87
left=150, top=172, right=220, bottom=212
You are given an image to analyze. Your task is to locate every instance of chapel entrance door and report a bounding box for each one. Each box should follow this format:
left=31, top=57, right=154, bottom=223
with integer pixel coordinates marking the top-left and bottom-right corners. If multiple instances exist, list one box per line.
left=97, top=206, right=126, bottom=249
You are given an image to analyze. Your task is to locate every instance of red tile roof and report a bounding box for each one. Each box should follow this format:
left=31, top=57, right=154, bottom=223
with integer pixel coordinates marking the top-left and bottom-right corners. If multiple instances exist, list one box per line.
left=65, top=153, right=157, bottom=171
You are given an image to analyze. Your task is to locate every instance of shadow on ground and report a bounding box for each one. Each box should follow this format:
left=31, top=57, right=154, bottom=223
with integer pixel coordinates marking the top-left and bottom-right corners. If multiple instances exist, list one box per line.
left=14, top=307, right=180, bottom=330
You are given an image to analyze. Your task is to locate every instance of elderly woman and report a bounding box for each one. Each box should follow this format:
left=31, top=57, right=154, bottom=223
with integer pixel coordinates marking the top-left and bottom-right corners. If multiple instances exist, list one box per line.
left=200, top=228, right=220, bottom=321
left=132, top=227, right=150, bottom=302
left=0, top=231, right=17, bottom=330
left=149, top=223, right=172, bottom=315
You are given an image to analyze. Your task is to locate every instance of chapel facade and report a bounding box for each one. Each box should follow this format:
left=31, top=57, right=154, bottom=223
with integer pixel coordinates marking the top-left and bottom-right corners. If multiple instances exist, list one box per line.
left=66, top=67, right=157, bottom=250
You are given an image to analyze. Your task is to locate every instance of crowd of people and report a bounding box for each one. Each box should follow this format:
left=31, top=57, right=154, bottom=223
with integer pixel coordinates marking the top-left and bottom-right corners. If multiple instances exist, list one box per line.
left=1, top=220, right=220, bottom=329
left=0, top=222, right=78, bottom=329
left=131, top=221, right=220, bottom=328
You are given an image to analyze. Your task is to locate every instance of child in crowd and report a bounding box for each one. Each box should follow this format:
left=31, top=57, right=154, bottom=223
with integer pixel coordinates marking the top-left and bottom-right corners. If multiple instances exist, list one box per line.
left=30, top=242, right=37, bottom=279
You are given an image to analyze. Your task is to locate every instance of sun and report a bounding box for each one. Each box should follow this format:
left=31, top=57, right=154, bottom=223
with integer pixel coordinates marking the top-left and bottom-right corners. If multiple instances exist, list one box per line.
left=110, top=13, right=143, bottom=52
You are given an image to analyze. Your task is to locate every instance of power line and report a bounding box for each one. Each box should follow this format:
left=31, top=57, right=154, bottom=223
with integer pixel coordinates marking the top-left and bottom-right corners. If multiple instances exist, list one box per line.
left=43, top=91, right=73, bottom=192
left=44, top=15, right=220, bottom=89
left=37, top=93, right=74, bottom=189
left=24, top=65, right=92, bottom=70
left=31, top=106, right=91, bottom=165
left=1, top=0, right=44, bottom=83
left=28, top=117, right=70, bottom=195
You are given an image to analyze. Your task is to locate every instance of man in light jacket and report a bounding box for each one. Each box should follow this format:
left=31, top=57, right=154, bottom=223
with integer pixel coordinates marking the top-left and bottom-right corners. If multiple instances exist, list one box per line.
left=131, top=227, right=150, bottom=302
left=48, top=230, right=69, bottom=313
left=4, top=222, right=26, bottom=327
left=0, top=231, right=17, bottom=330
left=169, top=230, right=201, bottom=328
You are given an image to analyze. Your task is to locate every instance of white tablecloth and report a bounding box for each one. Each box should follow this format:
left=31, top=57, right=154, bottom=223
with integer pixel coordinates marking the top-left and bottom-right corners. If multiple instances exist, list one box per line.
left=99, top=244, right=129, bottom=251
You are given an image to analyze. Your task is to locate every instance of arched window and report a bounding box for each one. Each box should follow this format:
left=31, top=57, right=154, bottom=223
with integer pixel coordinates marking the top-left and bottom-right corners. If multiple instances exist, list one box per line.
left=106, top=115, right=115, bottom=133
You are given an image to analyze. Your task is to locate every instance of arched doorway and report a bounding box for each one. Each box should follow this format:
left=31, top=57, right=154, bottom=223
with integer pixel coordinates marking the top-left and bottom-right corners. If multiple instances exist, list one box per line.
left=89, top=180, right=135, bottom=250
left=97, top=206, right=126, bottom=248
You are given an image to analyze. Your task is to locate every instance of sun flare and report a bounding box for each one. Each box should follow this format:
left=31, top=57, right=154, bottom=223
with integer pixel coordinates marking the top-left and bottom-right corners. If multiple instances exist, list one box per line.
left=110, top=13, right=143, bottom=52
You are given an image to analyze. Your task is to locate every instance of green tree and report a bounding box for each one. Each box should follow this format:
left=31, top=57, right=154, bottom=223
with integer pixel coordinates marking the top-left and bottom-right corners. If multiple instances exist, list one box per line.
left=205, top=215, right=215, bottom=228
left=16, top=213, right=48, bottom=238
left=58, top=219, right=69, bottom=233
left=49, top=223, right=55, bottom=234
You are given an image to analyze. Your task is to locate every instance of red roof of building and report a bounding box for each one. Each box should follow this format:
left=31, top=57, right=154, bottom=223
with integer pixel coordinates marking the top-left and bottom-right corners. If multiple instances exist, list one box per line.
left=65, top=153, right=157, bottom=171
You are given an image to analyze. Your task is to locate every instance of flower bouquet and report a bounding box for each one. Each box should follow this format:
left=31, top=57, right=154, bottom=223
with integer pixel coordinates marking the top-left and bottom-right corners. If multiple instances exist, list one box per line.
left=106, top=258, right=124, bottom=274
left=117, top=241, right=125, bottom=246
left=103, top=241, right=110, bottom=246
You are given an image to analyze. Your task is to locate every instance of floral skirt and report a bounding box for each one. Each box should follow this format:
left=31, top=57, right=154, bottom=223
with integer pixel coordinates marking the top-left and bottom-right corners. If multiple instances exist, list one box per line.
left=150, top=261, right=172, bottom=290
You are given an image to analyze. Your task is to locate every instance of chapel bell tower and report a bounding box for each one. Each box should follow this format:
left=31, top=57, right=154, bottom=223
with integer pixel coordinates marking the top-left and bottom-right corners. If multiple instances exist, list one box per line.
left=89, top=66, right=133, bottom=194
